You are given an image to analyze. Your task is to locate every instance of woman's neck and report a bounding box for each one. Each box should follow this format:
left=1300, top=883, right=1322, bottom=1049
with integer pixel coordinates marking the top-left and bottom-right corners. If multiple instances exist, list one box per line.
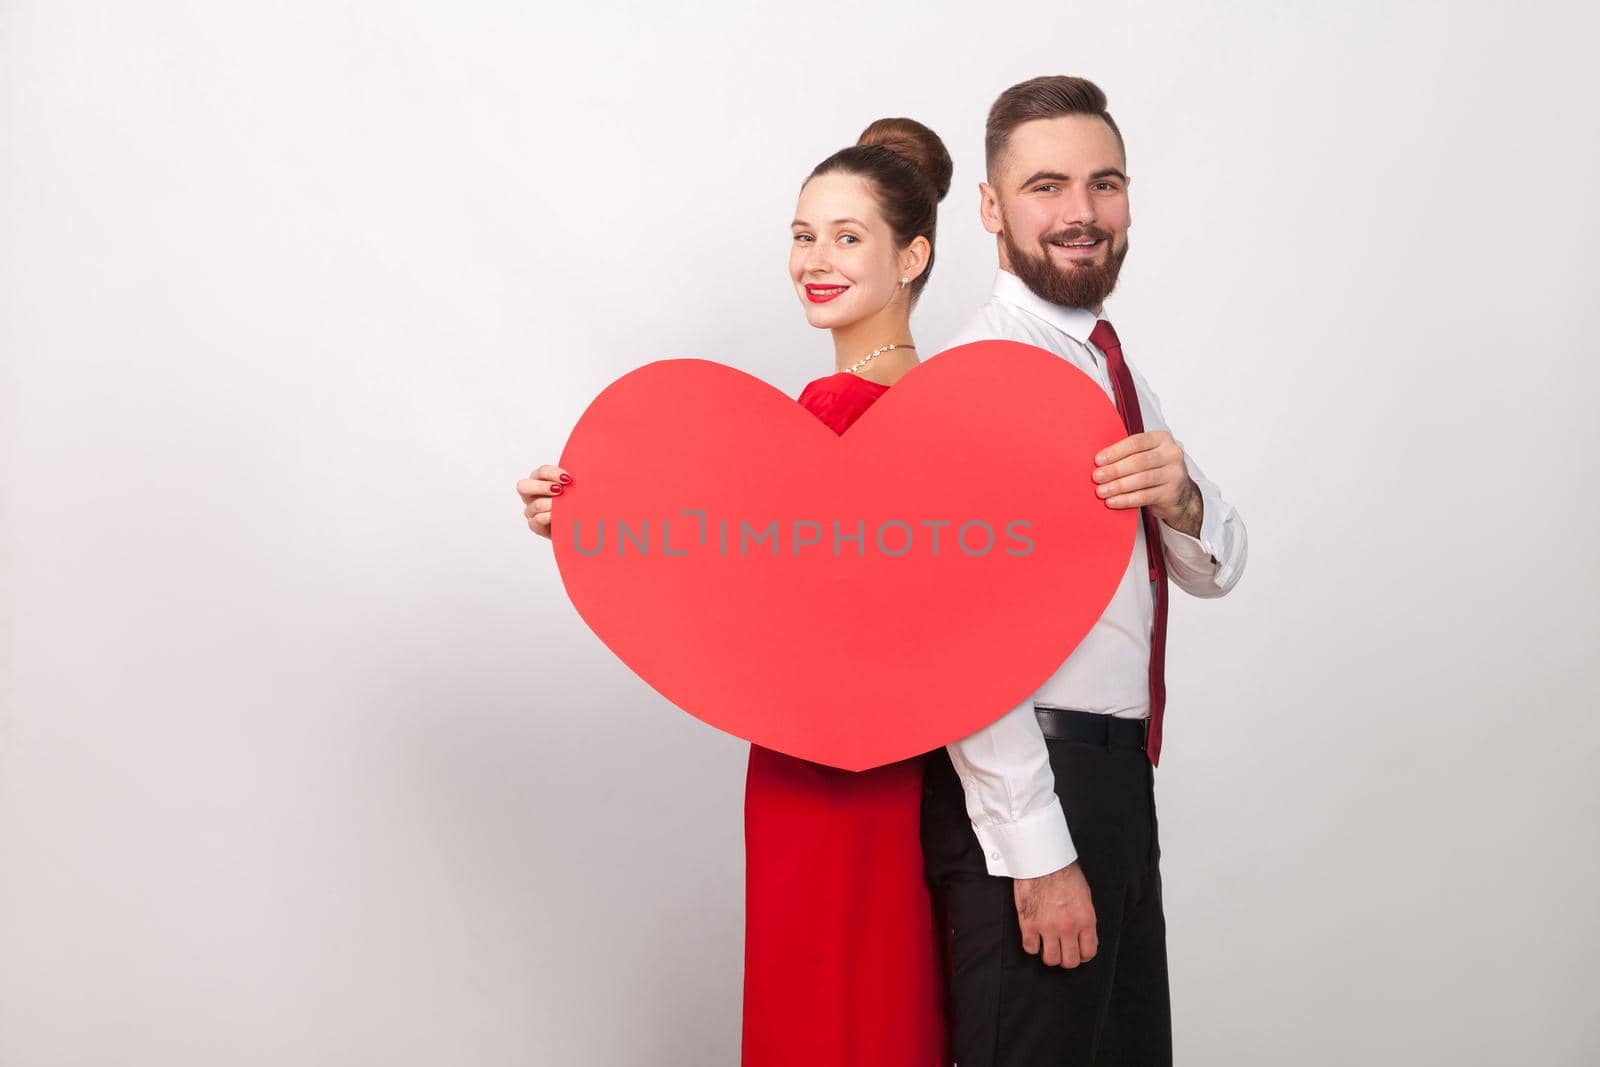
left=830, top=302, right=918, bottom=384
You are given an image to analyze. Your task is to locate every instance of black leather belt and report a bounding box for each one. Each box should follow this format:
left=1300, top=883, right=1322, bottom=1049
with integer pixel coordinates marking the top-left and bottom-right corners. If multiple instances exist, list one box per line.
left=1034, top=706, right=1149, bottom=750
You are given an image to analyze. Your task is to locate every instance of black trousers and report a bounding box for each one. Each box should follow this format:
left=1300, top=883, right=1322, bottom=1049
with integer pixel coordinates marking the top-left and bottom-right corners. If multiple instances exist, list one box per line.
left=921, top=738, right=1171, bottom=1066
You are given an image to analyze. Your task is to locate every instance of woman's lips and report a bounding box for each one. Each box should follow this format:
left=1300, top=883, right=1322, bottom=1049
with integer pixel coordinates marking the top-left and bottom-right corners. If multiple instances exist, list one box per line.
left=805, top=284, right=849, bottom=304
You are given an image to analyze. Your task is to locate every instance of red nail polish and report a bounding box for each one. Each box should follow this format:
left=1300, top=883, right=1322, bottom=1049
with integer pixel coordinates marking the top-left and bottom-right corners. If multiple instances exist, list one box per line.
left=558, top=473, right=572, bottom=484
left=550, top=484, right=562, bottom=495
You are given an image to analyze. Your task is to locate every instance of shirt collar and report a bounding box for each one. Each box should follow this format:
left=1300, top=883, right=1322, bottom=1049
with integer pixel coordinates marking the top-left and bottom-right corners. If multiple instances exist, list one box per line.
left=990, top=268, right=1103, bottom=347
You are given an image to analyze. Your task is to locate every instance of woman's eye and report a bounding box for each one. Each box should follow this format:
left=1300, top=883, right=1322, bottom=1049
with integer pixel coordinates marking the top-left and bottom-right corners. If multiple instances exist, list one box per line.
left=793, top=233, right=813, bottom=243
left=839, top=234, right=859, bottom=245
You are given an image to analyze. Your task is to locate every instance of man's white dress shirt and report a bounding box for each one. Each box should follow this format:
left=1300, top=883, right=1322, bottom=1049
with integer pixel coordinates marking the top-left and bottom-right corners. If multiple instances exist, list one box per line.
left=937, top=269, right=1248, bottom=879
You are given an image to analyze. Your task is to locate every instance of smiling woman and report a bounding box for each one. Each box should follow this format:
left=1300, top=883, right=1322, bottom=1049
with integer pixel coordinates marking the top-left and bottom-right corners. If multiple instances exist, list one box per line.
left=739, top=116, right=956, bottom=1067
left=786, top=118, right=952, bottom=385
left=516, top=114, right=958, bottom=1064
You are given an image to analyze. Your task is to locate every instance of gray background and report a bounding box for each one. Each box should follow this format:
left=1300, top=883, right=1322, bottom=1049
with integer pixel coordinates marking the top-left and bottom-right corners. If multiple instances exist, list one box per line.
left=3, top=1, right=1597, bottom=1064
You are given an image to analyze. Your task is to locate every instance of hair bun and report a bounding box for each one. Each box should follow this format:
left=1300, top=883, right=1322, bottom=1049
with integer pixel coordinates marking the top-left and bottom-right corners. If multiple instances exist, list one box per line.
left=857, top=117, right=953, bottom=203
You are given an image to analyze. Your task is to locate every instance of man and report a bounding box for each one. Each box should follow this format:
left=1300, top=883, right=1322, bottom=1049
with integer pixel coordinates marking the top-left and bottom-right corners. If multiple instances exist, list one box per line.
left=921, top=75, right=1247, bottom=1065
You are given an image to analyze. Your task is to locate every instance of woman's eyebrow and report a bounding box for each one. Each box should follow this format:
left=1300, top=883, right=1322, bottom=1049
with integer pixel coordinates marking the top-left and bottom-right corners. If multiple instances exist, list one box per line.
left=791, top=217, right=867, bottom=227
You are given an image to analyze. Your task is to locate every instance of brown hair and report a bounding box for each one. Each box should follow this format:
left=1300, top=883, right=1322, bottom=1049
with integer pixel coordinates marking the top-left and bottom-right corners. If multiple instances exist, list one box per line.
left=805, top=117, right=953, bottom=304
left=984, top=76, right=1125, bottom=177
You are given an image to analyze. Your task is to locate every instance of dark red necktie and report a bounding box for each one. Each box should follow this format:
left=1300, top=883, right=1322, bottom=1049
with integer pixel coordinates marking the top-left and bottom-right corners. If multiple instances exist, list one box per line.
left=1088, top=319, right=1169, bottom=766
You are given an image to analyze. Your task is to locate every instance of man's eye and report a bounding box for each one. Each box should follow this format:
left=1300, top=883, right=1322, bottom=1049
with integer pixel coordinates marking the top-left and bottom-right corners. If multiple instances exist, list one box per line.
left=1095, top=182, right=1117, bottom=191
left=1036, top=184, right=1057, bottom=193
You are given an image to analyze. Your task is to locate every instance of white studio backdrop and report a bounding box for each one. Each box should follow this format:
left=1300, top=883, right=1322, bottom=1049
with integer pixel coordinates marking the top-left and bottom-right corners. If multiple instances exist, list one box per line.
left=3, top=1, right=1597, bottom=1064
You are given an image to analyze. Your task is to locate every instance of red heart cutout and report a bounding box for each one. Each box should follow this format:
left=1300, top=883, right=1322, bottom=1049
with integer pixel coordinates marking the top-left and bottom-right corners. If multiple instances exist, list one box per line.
left=553, top=340, right=1135, bottom=770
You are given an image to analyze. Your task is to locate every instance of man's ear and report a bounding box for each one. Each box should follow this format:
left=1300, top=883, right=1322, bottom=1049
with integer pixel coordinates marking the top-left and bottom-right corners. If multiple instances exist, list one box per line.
left=978, top=181, right=1003, bottom=236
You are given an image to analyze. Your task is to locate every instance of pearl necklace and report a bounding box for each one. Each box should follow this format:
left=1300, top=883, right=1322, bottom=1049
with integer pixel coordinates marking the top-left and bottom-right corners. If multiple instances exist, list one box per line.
left=844, top=342, right=916, bottom=375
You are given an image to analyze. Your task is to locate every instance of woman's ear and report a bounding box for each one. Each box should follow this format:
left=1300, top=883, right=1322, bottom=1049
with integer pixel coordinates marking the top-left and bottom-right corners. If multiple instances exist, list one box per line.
left=899, top=235, right=932, bottom=284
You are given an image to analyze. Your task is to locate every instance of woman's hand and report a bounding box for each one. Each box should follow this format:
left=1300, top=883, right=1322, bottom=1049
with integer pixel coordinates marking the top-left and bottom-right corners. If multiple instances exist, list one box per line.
left=516, top=464, right=572, bottom=540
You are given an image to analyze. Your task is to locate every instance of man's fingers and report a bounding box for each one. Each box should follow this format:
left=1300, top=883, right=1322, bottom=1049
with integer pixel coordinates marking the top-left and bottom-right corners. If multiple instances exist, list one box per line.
left=1093, top=448, right=1162, bottom=484
left=1105, top=488, right=1161, bottom=509
left=1093, top=431, right=1159, bottom=466
left=1096, top=468, right=1167, bottom=500
left=1023, top=927, right=1091, bottom=969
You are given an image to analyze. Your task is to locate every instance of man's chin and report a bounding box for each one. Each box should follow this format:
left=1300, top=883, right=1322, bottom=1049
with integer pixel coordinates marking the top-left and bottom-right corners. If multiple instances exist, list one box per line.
left=1002, top=230, right=1127, bottom=310
left=1046, top=246, right=1108, bottom=268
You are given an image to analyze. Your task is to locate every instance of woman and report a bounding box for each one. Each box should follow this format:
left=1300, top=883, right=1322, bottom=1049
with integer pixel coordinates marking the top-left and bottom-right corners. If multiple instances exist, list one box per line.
left=517, top=117, right=954, bottom=1065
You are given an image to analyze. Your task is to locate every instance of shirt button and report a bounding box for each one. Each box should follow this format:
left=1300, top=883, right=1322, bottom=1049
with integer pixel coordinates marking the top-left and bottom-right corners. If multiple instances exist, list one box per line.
left=990, top=850, right=1001, bottom=861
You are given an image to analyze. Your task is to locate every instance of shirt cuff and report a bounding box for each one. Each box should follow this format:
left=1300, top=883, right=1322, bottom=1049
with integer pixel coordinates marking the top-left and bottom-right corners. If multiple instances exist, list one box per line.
left=970, top=795, right=1078, bottom=879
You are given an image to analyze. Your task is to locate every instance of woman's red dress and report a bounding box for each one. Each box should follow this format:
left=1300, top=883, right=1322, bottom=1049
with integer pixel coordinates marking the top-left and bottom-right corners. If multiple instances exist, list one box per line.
left=740, top=371, right=948, bottom=1066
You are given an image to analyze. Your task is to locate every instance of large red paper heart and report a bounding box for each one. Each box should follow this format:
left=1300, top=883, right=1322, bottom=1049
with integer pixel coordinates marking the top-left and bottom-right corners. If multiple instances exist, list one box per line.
left=553, top=340, right=1135, bottom=770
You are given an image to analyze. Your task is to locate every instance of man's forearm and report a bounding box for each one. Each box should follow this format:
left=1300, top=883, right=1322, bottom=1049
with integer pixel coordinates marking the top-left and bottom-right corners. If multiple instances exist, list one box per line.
left=945, top=699, right=1076, bottom=879
left=1161, top=475, right=1204, bottom=539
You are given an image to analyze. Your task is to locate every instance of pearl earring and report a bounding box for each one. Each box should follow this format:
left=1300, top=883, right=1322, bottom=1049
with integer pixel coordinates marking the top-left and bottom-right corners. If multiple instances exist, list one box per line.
left=899, top=276, right=908, bottom=289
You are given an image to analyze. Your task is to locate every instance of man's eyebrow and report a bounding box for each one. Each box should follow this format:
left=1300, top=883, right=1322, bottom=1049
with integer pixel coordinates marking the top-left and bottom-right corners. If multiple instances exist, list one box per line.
left=1018, top=168, right=1129, bottom=187
left=1019, top=171, right=1070, bottom=188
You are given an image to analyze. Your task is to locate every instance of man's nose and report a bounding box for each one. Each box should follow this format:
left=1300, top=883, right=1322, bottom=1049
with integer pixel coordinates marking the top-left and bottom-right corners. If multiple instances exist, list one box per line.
left=1057, top=186, right=1097, bottom=229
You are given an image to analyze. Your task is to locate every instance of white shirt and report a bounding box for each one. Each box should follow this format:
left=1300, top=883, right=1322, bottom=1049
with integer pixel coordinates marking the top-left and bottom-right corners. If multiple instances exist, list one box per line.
left=937, top=269, right=1249, bottom=878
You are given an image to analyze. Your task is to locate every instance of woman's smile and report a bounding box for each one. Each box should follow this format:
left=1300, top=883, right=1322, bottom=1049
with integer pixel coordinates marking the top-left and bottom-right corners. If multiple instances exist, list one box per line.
left=804, top=283, right=851, bottom=303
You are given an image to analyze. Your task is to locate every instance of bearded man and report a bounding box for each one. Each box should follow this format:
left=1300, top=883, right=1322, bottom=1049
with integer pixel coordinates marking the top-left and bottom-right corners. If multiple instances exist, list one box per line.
left=920, top=74, right=1250, bottom=1067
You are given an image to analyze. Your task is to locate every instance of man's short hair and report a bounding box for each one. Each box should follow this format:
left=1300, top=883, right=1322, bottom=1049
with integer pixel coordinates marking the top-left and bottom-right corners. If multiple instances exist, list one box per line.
left=985, top=76, right=1126, bottom=179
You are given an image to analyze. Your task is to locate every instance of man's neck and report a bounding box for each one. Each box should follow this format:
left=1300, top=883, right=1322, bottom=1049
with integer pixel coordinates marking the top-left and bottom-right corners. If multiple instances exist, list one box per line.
left=996, top=266, right=1103, bottom=318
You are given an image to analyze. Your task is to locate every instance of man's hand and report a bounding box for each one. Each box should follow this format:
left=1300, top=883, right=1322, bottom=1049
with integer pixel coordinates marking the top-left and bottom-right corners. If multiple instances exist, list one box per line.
left=516, top=464, right=572, bottom=540
left=1014, top=860, right=1098, bottom=968
left=1092, top=430, right=1202, bottom=538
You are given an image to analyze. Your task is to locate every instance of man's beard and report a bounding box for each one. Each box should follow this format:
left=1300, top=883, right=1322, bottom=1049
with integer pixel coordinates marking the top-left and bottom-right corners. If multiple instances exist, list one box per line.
left=1002, top=224, right=1129, bottom=311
